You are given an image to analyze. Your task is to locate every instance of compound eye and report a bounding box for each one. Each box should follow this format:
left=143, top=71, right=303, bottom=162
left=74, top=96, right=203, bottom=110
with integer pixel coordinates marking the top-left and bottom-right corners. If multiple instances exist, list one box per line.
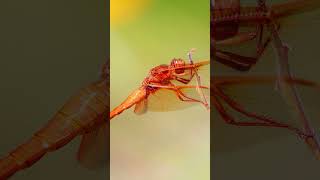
left=170, top=58, right=177, bottom=66
left=170, top=58, right=185, bottom=74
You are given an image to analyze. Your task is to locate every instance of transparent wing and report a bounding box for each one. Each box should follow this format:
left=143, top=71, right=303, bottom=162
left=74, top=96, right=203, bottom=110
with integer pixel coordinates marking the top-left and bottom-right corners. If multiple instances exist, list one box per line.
left=77, top=123, right=108, bottom=169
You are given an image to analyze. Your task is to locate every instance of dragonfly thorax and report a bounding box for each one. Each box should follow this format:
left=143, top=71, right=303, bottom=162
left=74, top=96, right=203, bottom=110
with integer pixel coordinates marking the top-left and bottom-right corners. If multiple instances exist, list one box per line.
left=143, top=64, right=172, bottom=85
left=150, top=64, right=169, bottom=76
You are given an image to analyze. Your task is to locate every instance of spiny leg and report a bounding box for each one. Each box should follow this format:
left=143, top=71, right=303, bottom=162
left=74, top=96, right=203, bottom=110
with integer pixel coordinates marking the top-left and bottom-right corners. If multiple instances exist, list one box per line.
left=212, top=29, right=258, bottom=71
left=266, top=5, right=315, bottom=133
left=213, top=49, right=257, bottom=71
left=213, top=28, right=272, bottom=71
left=213, top=33, right=270, bottom=71
left=267, top=14, right=320, bottom=152
left=159, top=83, right=207, bottom=105
left=187, top=49, right=209, bottom=109
left=213, top=86, right=310, bottom=138
left=212, top=75, right=320, bottom=157
left=174, top=70, right=196, bottom=84
left=214, top=86, right=320, bottom=159
left=147, top=83, right=209, bottom=108
left=212, top=94, right=289, bottom=127
left=213, top=2, right=274, bottom=71
left=175, top=86, right=209, bottom=108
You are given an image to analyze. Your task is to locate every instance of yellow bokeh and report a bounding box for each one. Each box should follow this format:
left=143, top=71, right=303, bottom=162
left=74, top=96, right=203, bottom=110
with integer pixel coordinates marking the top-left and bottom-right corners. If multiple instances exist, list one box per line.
left=111, top=0, right=150, bottom=26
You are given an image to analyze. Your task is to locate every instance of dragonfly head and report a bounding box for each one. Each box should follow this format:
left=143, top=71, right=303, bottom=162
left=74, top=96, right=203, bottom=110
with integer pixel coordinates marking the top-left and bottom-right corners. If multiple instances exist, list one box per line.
left=170, top=58, right=186, bottom=74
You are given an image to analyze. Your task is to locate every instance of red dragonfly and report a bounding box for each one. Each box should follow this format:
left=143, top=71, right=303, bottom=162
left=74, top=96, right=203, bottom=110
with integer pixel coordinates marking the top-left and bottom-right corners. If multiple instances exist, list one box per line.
left=212, top=0, right=320, bottom=160
left=110, top=57, right=210, bottom=120
left=212, top=75, right=320, bottom=159
left=0, top=63, right=109, bottom=179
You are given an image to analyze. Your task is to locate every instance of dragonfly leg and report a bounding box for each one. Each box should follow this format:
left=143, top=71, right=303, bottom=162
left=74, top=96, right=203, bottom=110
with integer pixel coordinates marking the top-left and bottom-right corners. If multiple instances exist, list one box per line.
left=175, top=73, right=195, bottom=84
left=213, top=9, right=276, bottom=71
left=213, top=34, right=271, bottom=71
left=174, top=64, right=206, bottom=85
left=174, top=84, right=210, bottom=109
left=213, top=94, right=286, bottom=127
left=173, top=63, right=203, bottom=85
left=214, top=32, right=257, bottom=46
left=213, top=86, right=310, bottom=138
left=175, top=87, right=209, bottom=108
left=213, top=49, right=258, bottom=71
left=213, top=26, right=273, bottom=71
left=186, top=48, right=209, bottom=109
left=148, top=84, right=208, bottom=90
left=256, top=23, right=273, bottom=59
left=147, top=83, right=209, bottom=108
left=175, top=90, right=203, bottom=103
left=172, top=66, right=197, bottom=84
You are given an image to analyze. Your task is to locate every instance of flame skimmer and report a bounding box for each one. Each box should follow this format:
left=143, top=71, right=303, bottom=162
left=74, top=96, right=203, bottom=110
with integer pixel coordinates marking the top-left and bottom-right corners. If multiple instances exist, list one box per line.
left=110, top=58, right=210, bottom=120
left=213, top=75, right=320, bottom=159
left=0, top=63, right=109, bottom=179
left=212, top=0, right=320, bottom=159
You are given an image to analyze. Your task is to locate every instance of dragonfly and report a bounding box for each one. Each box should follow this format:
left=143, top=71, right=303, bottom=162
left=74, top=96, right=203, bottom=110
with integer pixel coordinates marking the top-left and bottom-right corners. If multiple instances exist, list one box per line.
left=110, top=55, right=210, bottom=120
left=212, top=75, right=320, bottom=159
left=212, top=0, right=320, bottom=159
left=0, top=62, right=109, bottom=179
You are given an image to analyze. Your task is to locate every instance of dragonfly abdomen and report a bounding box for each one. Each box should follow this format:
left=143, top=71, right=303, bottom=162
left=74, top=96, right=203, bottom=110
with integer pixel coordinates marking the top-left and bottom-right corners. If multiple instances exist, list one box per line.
left=0, top=80, right=108, bottom=179
left=110, top=87, right=147, bottom=120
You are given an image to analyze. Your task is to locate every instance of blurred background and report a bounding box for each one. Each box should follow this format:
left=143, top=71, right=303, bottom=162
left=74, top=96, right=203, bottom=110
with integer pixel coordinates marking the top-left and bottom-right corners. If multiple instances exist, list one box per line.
left=110, top=0, right=210, bottom=180
left=213, top=0, right=320, bottom=179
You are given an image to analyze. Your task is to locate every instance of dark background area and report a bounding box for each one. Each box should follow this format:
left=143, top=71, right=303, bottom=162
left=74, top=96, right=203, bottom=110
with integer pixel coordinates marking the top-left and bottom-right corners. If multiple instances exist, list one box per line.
left=0, top=0, right=108, bottom=179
